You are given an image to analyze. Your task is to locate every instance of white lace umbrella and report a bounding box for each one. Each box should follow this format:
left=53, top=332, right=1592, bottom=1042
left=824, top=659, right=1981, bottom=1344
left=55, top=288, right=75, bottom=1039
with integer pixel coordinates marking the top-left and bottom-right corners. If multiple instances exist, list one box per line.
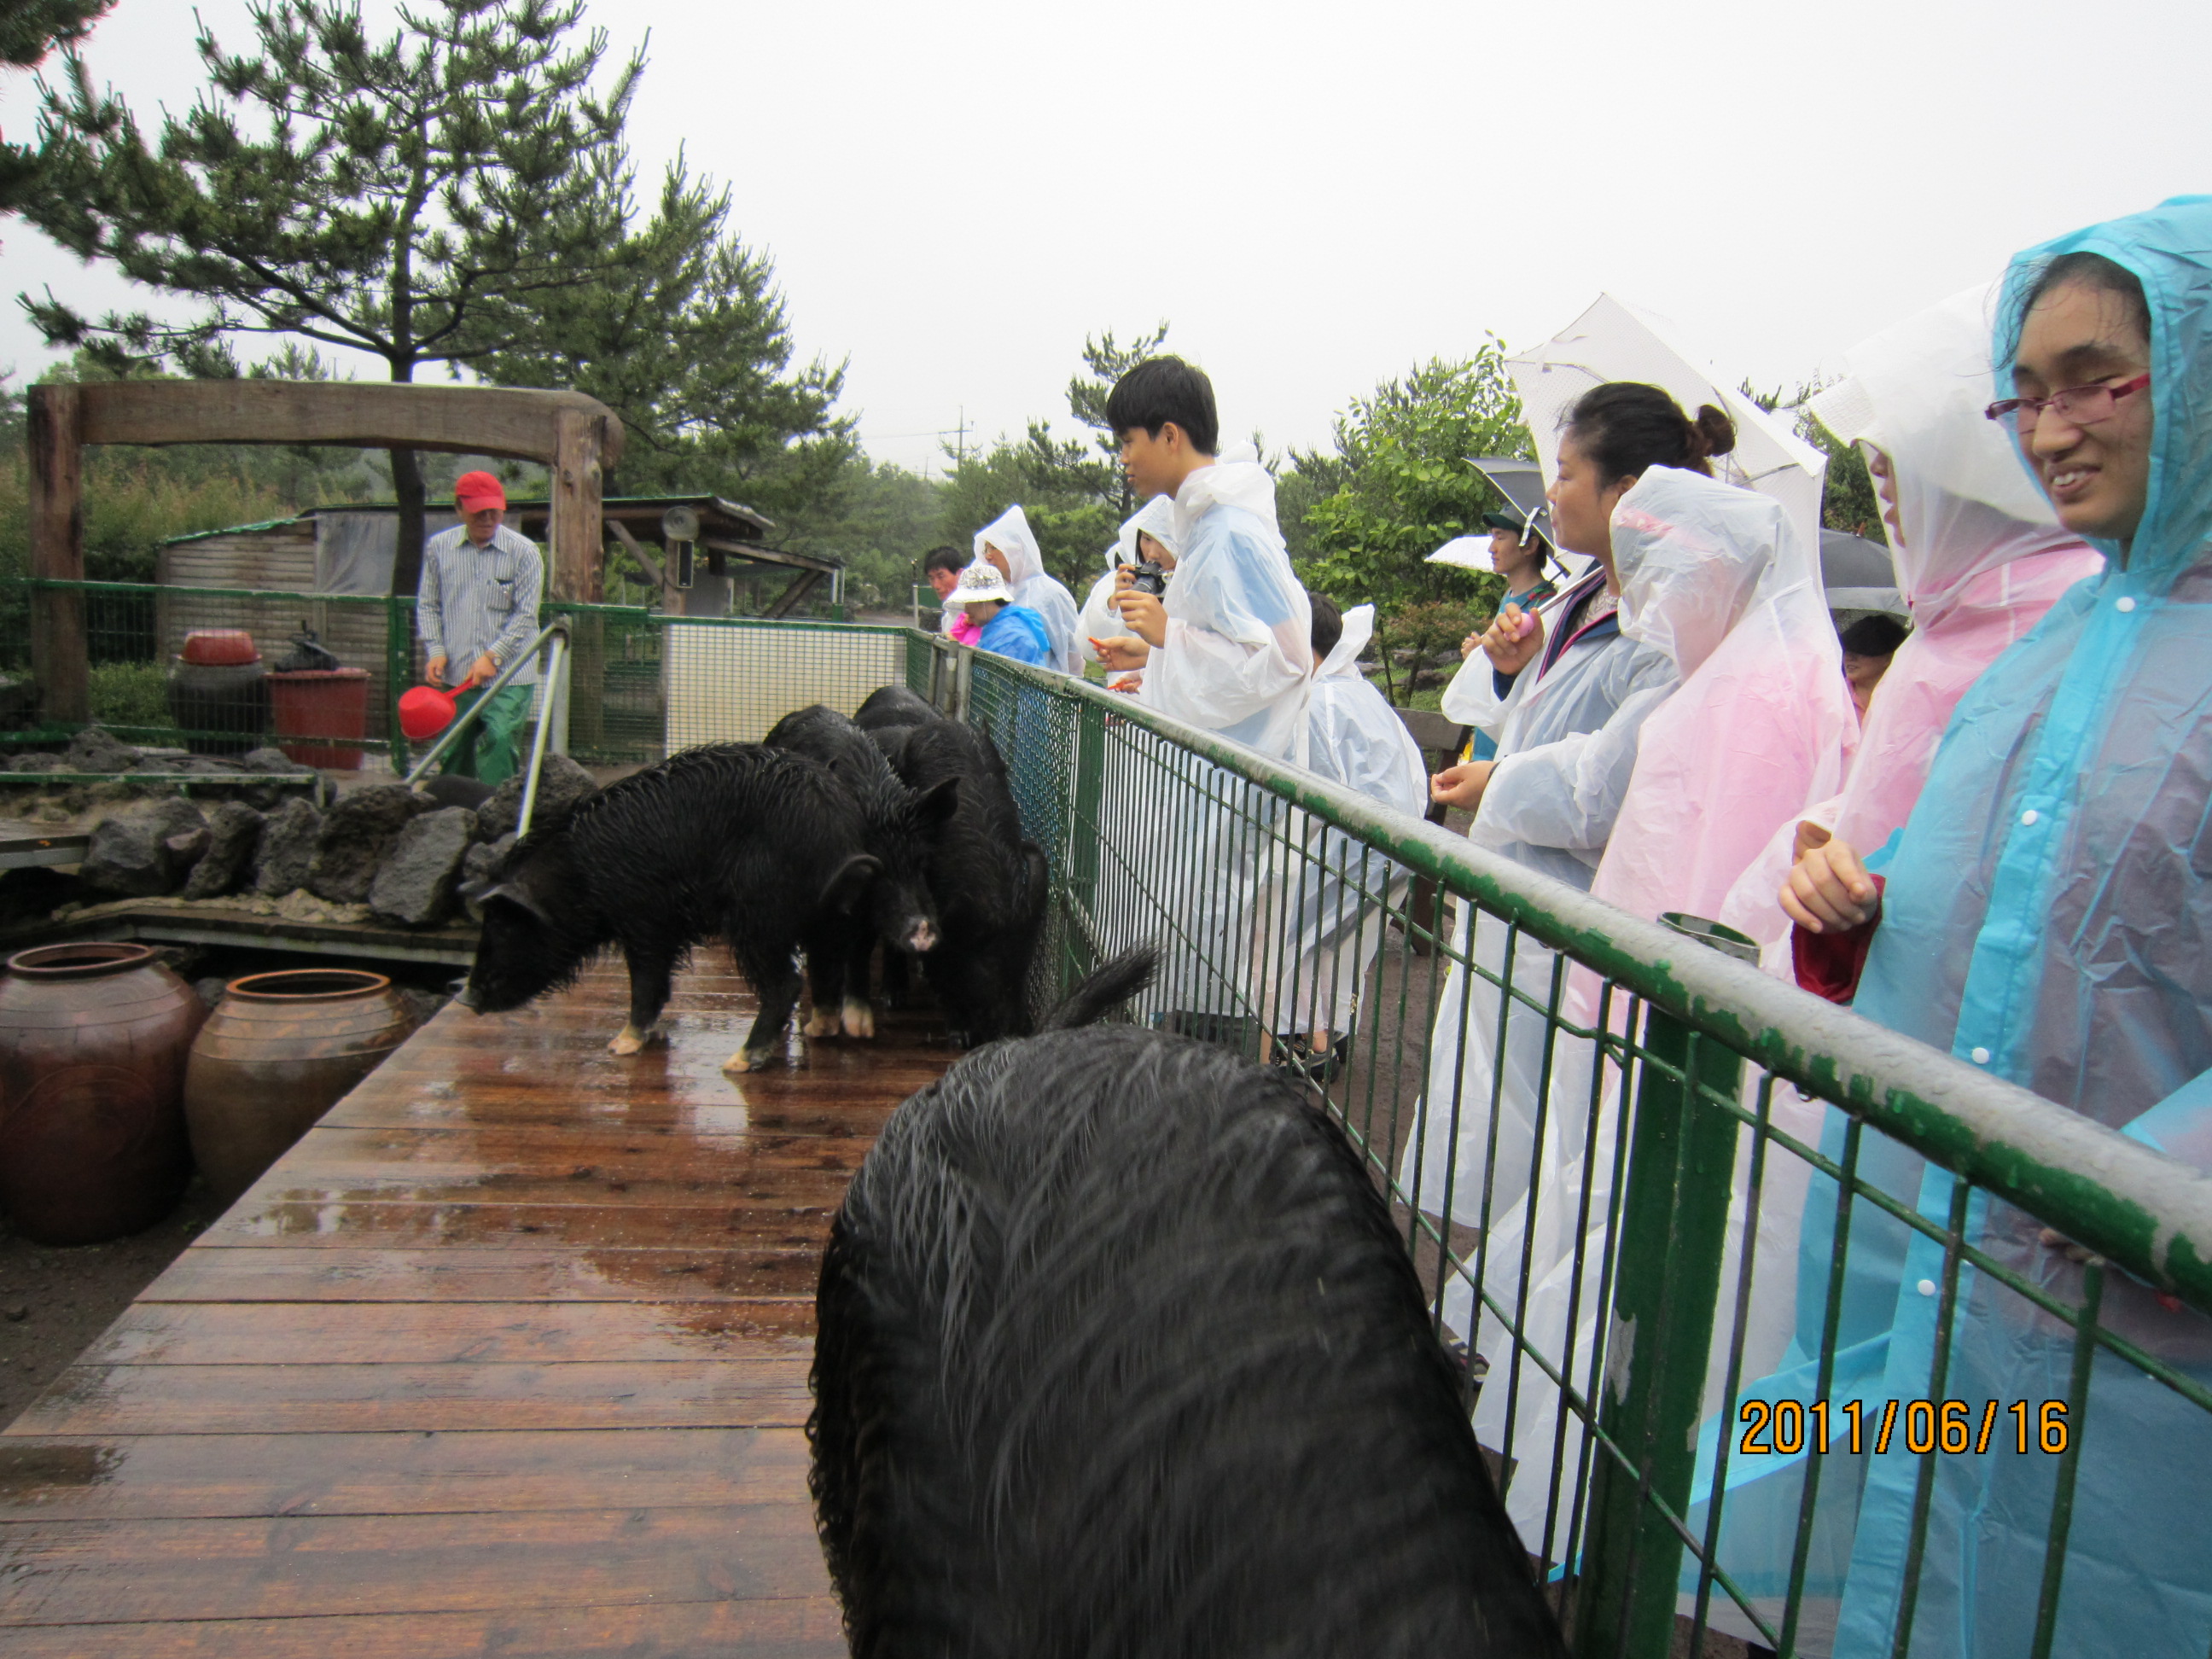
left=1505, top=293, right=1828, bottom=557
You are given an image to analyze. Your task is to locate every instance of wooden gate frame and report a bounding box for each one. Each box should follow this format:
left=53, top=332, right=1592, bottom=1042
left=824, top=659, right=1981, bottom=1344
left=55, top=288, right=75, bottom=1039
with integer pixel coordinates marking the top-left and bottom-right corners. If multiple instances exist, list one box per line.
left=25, top=380, right=624, bottom=723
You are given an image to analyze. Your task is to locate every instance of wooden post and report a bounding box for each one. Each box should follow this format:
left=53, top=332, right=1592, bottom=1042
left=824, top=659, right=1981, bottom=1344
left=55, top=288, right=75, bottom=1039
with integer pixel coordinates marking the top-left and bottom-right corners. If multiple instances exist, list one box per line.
left=26, top=386, right=90, bottom=725
left=548, top=407, right=605, bottom=604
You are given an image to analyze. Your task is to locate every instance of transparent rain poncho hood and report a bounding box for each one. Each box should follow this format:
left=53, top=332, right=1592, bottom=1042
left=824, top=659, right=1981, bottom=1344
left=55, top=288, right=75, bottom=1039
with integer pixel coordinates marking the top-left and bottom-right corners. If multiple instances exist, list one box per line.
left=1817, top=196, right=2212, bottom=1659
left=1718, top=286, right=2104, bottom=944
left=1588, top=466, right=1854, bottom=934
left=1079, top=498, right=1185, bottom=669
left=975, top=504, right=1081, bottom=674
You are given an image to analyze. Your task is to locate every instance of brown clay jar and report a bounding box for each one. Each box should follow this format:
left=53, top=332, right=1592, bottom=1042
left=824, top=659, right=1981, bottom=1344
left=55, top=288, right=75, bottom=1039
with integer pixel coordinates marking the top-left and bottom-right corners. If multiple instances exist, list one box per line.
left=0, top=942, right=203, bottom=1244
left=185, top=968, right=414, bottom=1202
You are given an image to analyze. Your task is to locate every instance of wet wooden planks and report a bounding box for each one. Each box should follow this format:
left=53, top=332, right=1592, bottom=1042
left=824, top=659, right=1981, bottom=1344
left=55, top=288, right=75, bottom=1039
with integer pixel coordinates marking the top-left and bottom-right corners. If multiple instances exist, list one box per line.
left=0, top=952, right=952, bottom=1656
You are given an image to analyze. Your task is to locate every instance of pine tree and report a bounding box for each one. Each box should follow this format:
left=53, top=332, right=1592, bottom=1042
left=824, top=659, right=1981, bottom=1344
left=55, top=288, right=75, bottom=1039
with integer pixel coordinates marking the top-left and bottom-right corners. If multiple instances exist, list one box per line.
left=18, top=0, right=643, bottom=593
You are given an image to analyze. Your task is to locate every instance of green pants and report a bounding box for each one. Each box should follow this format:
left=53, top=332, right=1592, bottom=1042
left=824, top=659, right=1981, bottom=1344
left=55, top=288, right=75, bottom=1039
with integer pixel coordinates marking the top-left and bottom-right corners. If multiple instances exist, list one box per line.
left=441, top=683, right=534, bottom=787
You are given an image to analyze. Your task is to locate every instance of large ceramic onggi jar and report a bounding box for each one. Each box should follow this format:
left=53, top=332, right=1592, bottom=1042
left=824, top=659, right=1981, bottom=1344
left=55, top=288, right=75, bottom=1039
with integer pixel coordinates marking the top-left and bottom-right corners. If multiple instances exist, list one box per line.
left=184, top=968, right=414, bottom=1202
left=0, top=942, right=203, bottom=1244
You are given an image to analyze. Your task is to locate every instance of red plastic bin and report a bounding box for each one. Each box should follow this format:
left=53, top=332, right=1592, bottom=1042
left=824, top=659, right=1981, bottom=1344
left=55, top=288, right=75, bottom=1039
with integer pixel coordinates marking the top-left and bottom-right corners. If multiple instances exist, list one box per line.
left=265, top=668, right=370, bottom=770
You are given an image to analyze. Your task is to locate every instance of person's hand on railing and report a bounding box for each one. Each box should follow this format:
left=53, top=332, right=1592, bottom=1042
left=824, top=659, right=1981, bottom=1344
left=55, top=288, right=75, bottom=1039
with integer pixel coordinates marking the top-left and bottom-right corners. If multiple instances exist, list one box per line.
left=1779, top=824, right=1880, bottom=933
left=1430, top=761, right=1495, bottom=811
left=1480, top=603, right=1545, bottom=675
left=425, top=655, right=449, bottom=688
left=1091, top=636, right=1151, bottom=672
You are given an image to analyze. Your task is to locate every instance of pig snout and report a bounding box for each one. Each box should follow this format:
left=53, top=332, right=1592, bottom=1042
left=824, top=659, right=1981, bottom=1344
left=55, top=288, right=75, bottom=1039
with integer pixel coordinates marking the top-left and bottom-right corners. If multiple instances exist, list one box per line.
left=904, top=917, right=939, bottom=956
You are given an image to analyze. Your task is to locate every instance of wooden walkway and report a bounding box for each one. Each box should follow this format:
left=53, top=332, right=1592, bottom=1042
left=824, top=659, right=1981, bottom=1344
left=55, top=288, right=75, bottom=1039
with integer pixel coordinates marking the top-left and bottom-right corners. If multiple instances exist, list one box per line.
left=0, top=953, right=952, bottom=1656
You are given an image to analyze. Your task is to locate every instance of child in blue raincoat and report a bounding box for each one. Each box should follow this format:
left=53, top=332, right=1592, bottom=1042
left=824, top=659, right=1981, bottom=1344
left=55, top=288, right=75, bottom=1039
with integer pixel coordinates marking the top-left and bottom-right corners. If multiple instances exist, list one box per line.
left=942, top=561, right=1053, bottom=667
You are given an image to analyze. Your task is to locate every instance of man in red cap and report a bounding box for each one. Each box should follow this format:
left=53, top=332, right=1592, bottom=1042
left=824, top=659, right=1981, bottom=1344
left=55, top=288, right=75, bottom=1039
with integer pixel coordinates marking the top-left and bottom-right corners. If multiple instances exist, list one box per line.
left=416, top=470, right=544, bottom=784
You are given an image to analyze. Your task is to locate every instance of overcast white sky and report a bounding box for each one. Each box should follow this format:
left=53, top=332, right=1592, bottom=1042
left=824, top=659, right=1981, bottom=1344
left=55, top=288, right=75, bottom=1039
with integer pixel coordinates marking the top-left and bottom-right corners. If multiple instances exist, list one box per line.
left=3, top=0, right=2209, bottom=479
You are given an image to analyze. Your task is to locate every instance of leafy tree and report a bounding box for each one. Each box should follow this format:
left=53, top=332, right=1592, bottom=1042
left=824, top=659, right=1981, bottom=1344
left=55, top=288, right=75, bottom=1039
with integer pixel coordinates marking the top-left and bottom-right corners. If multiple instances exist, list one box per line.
left=1291, top=348, right=1529, bottom=698
left=0, top=0, right=113, bottom=67
left=935, top=323, right=1176, bottom=592
left=1741, top=380, right=1881, bottom=538
left=0, top=0, right=114, bottom=206
left=18, top=0, right=644, bottom=593
left=477, top=156, right=856, bottom=538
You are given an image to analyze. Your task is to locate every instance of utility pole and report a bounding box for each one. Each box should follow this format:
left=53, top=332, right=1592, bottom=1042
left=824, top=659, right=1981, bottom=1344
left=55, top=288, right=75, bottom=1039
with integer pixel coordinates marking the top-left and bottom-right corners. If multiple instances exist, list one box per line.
left=955, top=405, right=968, bottom=467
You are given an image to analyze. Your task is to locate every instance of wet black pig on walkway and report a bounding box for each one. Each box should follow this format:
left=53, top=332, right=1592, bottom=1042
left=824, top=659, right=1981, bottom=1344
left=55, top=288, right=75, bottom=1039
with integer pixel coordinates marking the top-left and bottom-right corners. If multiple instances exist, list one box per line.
left=810, top=1022, right=1569, bottom=1659
left=764, top=704, right=954, bottom=1041
left=461, top=742, right=899, bottom=1073
left=875, top=715, right=1047, bottom=1046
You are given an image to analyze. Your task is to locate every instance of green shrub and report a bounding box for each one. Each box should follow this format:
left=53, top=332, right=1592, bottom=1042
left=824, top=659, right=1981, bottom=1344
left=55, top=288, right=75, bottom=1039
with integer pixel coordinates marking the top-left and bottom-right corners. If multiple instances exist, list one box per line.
left=87, top=661, right=178, bottom=736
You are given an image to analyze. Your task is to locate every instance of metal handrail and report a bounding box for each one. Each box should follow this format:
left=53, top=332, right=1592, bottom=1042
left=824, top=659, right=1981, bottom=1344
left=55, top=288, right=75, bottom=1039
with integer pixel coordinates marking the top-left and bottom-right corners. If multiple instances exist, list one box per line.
left=953, top=639, right=2212, bottom=1316
left=402, top=620, right=570, bottom=838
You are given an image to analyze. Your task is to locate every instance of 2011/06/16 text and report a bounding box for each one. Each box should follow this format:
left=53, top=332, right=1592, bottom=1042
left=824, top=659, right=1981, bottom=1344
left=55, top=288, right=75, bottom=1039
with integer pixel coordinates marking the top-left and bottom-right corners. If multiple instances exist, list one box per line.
left=1738, top=1399, right=2070, bottom=1457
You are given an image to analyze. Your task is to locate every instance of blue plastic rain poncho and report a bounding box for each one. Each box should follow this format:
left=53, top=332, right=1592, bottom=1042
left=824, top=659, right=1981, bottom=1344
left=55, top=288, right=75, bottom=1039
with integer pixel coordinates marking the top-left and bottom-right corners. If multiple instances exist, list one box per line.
left=1256, top=605, right=1428, bottom=1041
left=1138, top=460, right=1313, bottom=765
left=1808, top=200, right=2212, bottom=1659
left=975, top=505, right=1082, bottom=675
left=973, top=602, right=1053, bottom=667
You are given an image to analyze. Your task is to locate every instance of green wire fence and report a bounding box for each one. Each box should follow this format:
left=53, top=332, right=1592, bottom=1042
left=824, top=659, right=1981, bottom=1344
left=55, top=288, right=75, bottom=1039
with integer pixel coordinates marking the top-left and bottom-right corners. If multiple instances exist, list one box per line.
left=7, top=579, right=2209, bottom=1656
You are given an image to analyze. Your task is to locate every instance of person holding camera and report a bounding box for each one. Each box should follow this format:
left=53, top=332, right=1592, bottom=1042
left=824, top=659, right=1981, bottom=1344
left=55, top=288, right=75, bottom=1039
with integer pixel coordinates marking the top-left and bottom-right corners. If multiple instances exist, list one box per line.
left=1080, top=497, right=1180, bottom=690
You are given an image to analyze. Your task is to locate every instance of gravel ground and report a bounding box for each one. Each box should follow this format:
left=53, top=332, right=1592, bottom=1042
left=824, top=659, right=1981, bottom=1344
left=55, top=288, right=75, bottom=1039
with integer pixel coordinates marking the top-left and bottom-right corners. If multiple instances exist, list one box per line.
left=0, top=1177, right=230, bottom=1430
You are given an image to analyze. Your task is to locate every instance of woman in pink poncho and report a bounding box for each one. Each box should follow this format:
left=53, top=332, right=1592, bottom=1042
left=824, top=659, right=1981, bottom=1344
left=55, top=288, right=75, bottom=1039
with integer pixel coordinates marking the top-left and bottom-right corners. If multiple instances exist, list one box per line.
left=1716, top=284, right=2104, bottom=963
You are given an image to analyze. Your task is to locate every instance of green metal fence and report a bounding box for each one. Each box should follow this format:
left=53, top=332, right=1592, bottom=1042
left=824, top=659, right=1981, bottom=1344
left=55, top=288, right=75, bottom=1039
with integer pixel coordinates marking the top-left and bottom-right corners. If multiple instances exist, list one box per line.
left=9, top=583, right=2210, bottom=1654
left=915, top=638, right=2212, bottom=1659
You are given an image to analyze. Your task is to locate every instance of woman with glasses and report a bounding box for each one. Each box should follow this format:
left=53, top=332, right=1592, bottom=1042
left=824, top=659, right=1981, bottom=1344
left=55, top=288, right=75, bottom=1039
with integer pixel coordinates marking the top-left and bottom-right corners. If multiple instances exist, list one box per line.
left=1783, top=200, right=2212, bottom=1658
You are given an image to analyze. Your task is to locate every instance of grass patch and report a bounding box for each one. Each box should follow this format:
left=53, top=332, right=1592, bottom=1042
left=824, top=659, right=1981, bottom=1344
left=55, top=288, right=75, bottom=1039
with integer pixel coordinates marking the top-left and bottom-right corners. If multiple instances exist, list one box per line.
left=88, top=662, right=180, bottom=737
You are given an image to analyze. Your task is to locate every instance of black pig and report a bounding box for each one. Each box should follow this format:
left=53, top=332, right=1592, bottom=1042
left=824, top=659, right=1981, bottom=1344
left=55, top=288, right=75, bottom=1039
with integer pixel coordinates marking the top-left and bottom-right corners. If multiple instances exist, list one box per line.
left=853, top=684, right=940, bottom=732
left=764, top=704, right=953, bottom=1040
left=882, top=717, right=1046, bottom=1045
left=462, top=742, right=885, bottom=1072
left=810, top=1022, right=1569, bottom=1659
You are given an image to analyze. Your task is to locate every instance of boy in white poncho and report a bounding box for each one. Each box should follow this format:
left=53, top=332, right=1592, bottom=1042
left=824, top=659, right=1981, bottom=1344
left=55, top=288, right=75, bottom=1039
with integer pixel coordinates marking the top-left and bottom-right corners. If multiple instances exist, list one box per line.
left=1095, top=357, right=1312, bottom=760
left=973, top=504, right=1082, bottom=676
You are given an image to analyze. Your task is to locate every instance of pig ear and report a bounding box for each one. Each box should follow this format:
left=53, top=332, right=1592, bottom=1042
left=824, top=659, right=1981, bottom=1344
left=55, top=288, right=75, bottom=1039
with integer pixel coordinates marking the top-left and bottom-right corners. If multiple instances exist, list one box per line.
left=474, top=881, right=554, bottom=928
left=819, top=853, right=882, bottom=915
left=914, top=777, right=960, bottom=829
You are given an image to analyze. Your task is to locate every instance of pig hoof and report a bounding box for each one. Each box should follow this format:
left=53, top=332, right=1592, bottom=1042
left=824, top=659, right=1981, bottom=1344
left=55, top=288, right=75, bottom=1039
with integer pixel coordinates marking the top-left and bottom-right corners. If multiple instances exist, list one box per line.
left=802, top=1008, right=840, bottom=1039
left=608, top=1024, right=652, bottom=1057
left=841, top=998, right=875, bottom=1039
left=722, top=1048, right=765, bottom=1074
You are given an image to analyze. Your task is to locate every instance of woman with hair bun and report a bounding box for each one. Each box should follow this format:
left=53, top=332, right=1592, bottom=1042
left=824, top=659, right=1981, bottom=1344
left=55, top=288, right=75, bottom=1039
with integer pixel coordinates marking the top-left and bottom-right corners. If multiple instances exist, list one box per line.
left=1424, top=380, right=1860, bottom=1551
left=1404, top=383, right=1726, bottom=1440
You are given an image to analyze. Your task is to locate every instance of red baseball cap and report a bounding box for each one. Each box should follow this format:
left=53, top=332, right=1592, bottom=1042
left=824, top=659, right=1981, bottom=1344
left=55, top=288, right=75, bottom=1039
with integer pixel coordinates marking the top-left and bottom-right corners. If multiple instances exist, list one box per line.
left=454, top=470, right=507, bottom=513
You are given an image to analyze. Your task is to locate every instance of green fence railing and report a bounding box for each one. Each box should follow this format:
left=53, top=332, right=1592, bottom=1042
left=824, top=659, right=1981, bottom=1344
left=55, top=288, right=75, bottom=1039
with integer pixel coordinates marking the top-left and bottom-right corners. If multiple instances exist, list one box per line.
left=911, top=636, right=2212, bottom=1659
left=8, top=581, right=2209, bottom=1655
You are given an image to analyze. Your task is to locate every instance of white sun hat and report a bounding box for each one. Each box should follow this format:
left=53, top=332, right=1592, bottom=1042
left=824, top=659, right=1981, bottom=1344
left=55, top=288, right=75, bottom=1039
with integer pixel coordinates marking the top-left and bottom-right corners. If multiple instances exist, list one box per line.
left=944, top=560, right=1014, bottom=607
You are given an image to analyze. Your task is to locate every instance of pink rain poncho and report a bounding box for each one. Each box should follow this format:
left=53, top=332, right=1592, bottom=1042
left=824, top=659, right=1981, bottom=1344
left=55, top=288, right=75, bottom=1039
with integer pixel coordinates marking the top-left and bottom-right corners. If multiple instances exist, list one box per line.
left=1587, top=467, right=1856, bottom=930
left=1452, top=467, right=1854, bottom=1554
left=1717, top=286, right=2104, bottom=950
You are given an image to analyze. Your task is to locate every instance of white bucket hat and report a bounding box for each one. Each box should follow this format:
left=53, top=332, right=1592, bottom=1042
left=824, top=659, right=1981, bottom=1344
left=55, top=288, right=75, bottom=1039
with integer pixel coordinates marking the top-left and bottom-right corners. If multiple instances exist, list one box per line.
left=944, top=560, right=1014, bottom=608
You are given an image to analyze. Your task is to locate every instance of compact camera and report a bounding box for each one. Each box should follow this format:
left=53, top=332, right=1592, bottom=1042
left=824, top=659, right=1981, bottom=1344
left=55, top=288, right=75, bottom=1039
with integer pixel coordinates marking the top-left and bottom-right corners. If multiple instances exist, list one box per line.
left=1126, top=559, right=1167, bottom=597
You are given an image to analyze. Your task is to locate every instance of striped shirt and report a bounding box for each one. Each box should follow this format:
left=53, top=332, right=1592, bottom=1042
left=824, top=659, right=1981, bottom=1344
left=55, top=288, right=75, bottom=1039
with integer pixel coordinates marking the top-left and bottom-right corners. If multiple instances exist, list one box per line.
left=417, top=524, right=544, bottom=686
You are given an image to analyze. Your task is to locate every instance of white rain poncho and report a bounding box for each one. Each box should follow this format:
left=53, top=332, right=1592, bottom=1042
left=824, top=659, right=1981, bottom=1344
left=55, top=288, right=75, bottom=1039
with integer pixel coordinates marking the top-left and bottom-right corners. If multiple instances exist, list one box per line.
left=1399, top=569, right=1676, bottom=1233
left=1436, top=581, right=1580, bottom=743
left=1258, top=605, right=1427, bottom=1039
left=1800, top=199, right=2212, bottom=1659
left=975, top=504, right=1082, bottom=675
left=1122, top=461, right=1312, bottom=1024
left=1138, top=460, right=1313, bottom=765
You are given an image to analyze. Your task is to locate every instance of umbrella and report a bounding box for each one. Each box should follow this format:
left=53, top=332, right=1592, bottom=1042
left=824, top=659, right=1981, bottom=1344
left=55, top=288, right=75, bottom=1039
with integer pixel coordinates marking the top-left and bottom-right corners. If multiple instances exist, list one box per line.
left=1819, top=527, right=1907, bottom=620
left=1505, top=294, right=1828, bottom=558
